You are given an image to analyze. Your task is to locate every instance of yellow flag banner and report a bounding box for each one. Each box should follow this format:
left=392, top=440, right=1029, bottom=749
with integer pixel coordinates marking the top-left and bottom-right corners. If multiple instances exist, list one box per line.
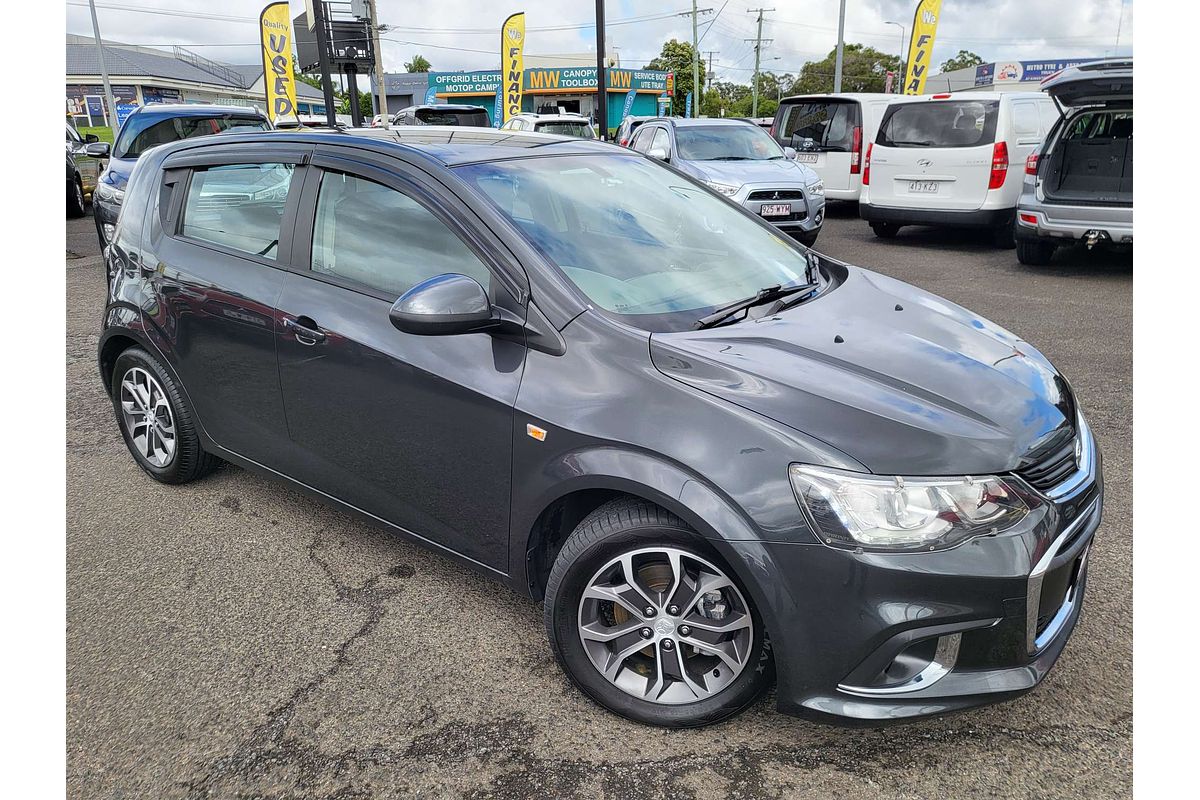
left=501, top=12, right=526, bottom=124
left=260, top=2, right=299, bottom=124
left=903, top=0, right=943, bottom=95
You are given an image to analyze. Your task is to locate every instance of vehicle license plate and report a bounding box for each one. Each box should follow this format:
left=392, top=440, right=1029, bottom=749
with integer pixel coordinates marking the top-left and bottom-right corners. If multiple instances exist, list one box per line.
left=760, top=203, right=791, bottom=217
left=795, top=153, right=819, bottom=163
left=908, top=181, right=939, bottom=193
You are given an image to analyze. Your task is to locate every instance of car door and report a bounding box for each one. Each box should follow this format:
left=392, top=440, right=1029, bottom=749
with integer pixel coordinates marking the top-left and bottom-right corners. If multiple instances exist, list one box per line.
left=273, top=150, right=527, bottom=570
left=149, top=145, right=308, bottom=467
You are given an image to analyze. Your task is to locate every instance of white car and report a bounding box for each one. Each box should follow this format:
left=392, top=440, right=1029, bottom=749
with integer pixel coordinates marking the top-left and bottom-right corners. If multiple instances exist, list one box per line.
left=859, top=91, right=1059, bottom=246
left=501, top=113, right=596, bottom=139
left=370, top=114, right=387, bottom=128
left=771, top=93, right=922, bottom=202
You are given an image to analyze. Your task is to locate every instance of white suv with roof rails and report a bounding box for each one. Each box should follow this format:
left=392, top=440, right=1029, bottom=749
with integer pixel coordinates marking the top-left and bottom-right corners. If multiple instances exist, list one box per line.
left=860, top=91, right=1058, bottom=246
left=501, top=113, right=597, bottom=139
left=770, top=93, right=922, bottom=202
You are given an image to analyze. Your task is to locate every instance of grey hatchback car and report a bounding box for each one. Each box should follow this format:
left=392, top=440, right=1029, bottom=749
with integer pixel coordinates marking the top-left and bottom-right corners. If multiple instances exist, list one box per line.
left=629, top=118, right=826, bottom=246
left=1015, top=59, right=1132, bottom=265
left=100, top=126, right=1100, bottom=728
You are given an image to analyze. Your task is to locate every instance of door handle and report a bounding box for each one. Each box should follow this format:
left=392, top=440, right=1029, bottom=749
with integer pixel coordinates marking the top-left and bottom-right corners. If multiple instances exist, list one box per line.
left=282, top=316, right=327, bottom=345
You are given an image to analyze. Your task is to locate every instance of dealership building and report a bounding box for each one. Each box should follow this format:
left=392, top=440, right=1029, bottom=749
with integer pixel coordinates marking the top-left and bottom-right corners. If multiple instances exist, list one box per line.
left=925, top=57, right=1106, bottom=94
left=371, top=64, right=673, bottom=126
left=65, top=34, right=328, bottom=127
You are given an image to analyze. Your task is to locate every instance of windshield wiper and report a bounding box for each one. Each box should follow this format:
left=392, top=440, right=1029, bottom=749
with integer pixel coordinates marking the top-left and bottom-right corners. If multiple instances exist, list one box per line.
left=889, top=139, right=936, bottom=147
left=709, top=156, right=752, bottom=161
left=694, top=281, right=818, bottom=329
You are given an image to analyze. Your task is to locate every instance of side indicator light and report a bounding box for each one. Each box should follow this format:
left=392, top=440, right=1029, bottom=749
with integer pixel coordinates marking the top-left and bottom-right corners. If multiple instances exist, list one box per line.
left=526, top=423, right=547, bottom=442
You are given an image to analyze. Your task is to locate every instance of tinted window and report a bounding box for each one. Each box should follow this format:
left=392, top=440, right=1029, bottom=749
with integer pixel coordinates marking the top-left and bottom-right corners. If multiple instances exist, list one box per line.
left=414, top=108, right=490, bottom=127
left=675, top=125, right=785, bottom=161
left=457, top=155, right=814, bottom=333
left=777, top=101, right=858, bottom=151
left=877, top=101, right=999, bottom=148
left=180, top=163, right=294, bottom=259
left=116, top=114, right=270, bottom=158
left=311, top=172, right=492, bottom=297
left=535, top=122, right=594, bottom=138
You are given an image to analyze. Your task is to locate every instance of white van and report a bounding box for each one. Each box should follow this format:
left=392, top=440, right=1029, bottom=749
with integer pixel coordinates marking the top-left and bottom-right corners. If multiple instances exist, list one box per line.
left=859, top=92, right=1058, bottom=246
left=770, top=93, right=922, bottom=202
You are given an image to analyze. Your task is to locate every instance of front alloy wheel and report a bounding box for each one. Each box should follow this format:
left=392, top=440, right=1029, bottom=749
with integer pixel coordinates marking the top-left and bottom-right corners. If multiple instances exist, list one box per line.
left=578, top=547, right=755, bottom=704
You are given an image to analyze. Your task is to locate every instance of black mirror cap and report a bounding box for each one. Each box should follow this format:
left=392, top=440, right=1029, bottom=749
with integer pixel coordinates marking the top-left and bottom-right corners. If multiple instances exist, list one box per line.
left=84, top=142, right=111, bottom=158
left=389, top=273, right=497, bottom=336
left=84, top=133, right=99, bottom=144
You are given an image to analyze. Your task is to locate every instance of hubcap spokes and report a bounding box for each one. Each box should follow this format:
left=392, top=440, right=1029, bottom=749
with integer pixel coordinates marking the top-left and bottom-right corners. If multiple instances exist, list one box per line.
left=120, top=367, right=177, bottom=468
left=578, top=546, right=754, bottom=705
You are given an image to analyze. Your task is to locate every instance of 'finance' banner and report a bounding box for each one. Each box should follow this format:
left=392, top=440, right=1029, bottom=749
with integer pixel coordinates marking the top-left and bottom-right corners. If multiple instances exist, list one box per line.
left=500, top=12, right=526, bottom=124
left=903, top=0, right=943, bottom=95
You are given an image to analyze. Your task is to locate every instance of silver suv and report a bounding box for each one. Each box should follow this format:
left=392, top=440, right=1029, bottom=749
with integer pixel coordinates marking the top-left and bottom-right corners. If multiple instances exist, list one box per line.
left=630, top=118, right=825, bottom=247
left=1015, top=59, right=1132, bottom=265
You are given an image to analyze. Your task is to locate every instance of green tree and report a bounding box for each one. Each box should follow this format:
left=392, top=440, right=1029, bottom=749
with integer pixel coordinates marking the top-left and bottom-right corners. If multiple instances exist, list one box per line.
left=793, top=44, right=901, bottom=94
left=337, top=88, right=373, bottom=120
left=940, top=50, right=985, bottom=73
left=644, top=39, right=706, bottom=116
left=405, top=54, right=432, bottom=73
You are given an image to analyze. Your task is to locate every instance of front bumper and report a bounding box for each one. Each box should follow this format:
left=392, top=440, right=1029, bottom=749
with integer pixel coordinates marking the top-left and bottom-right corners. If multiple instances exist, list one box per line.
left=732, top=182, right=825, bottom=234
left=719, top=433, right=1103, bottom=725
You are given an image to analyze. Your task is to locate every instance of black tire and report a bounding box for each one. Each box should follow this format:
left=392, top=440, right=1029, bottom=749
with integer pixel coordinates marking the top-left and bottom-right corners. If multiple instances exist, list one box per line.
left=991, top=220, right=1016, bottom=249
left=110, top=347, right=220, bottom=484
left=870, top=221, right=899, bottom=239
left=544, top=497, right=773, bottom=728
left=1016, top=238, right=1057, bottom=266
left=67, top=175, right=85, bottom=218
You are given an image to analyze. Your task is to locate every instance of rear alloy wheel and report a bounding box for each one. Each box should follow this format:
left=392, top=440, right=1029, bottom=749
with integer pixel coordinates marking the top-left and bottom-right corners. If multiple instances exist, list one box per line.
left=870, top=221, right=899, bottom=239
left=1016, top=238, right=1057, bottom=266
left=545, top=499, right=772, bottom=727
left=67, top=176, right=85, bottom=218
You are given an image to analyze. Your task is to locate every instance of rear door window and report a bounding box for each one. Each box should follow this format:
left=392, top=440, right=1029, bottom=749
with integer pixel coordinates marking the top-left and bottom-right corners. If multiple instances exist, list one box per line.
left=116, top=115, right=270, bottom=158
left=180, top=162, right=295, bottom=259
left=630, top=127, right=655, bottom=152
left=877, top=100, right=999, bottom=148
left=777, top=101, right=858, bottom=151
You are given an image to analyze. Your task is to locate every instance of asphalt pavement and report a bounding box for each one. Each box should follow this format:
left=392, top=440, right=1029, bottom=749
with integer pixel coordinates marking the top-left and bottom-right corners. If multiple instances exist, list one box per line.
left=66, top=204, right=1132, bottom=799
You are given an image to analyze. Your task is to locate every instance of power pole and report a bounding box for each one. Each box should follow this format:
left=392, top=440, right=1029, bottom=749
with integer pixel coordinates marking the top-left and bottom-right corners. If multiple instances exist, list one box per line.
left=679, top=4, right=713, bottom=118
left=746, top=8, right=774, bottom=119
left=595, top=0, right=607, bottom=139
left=311, top=0, right=339, bottom=128
left=704, top=50, right=719, bottom=92
left=833, top=0, right=847, bottom=92
left=368, top=0, right=388, bottom=126
left=86, top=0, right=119, bottom=140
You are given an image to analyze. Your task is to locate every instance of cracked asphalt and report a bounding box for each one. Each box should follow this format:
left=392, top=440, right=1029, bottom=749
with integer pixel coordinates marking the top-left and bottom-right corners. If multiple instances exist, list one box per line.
left=67, top=203, right=1131, bottom=799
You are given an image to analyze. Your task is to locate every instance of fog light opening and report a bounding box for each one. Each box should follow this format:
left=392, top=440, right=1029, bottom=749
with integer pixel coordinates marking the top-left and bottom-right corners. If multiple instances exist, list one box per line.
left=837, top=633, right=961, bottom=697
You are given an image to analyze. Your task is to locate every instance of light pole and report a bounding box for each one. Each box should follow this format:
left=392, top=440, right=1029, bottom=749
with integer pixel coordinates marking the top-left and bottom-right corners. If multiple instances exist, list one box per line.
left=885, top=21, right=906, bottom=93
left=833, top=0, right=846, bottom=92
left=86, top=0, right=119, bottom=139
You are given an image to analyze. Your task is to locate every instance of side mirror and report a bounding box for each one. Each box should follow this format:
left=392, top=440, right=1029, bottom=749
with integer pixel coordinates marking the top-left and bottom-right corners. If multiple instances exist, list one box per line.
left=84, top=142, right=110, bottom=158
left=84, top=133, right=99, bottom=144
left=389, top=273, right=501, bottom=336
left=783, top=146, right=797, bottom=159
left=647, top=144, right=670, bottom=161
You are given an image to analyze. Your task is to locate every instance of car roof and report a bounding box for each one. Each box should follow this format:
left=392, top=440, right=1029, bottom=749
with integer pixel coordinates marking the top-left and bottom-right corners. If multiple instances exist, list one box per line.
left=526, top=114, right=592, bottom=124
left=149, top=126, right=619, bottom=167
left=400, top=104, right=489, bottom=112
left=130, top=103, right=267, bottom=118
left=652, top=117, right=758, bottom=127
left=778, top=92, right=904, bottom=103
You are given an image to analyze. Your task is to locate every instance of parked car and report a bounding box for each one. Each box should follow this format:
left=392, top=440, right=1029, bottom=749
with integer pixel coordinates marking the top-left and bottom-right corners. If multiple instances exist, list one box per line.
left=771, top=93, right=921, bottom=203
left=630, top=117, right=825, bottom=246
left=614, top=115, right=656, bottom=147
left=91, top=104, right=270, bottom=249
left=100, top=126, right=1101, bottom=729
left=859, top=91, right=1058, bottom=246
left=1015, top=60, right=1133, bottom=265
left=392, top=104, right=491, bottom=127
left=66, top=121, right=105, bottom=218
left=501, top=113, right=597, bottom=138
left=370, top=114, right=387, bottom=128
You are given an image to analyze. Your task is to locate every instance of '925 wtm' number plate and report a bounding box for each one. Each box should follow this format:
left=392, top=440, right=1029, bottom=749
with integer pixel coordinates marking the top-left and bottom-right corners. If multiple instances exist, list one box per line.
left=760, top=203, right=791, bottom=217
left=908, top=181, right=940, bottom=193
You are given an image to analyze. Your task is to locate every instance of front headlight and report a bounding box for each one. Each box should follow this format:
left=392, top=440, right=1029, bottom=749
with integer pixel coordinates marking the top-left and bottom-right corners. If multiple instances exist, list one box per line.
left=705, top=181, right=740, bottom=197
left=789, top=465, right=1030, bottom=552
left=95, top=181, right=124, bottom=204
left=806, top=180, right=825, bottom=197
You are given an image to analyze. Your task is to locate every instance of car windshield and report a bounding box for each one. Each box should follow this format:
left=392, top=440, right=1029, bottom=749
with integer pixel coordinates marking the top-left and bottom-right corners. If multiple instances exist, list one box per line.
left=675, top=124, right=785, bottom=161
left=877, top=100, right=999, bottom=148
left=536, top=121, right=594, bottom=138
left=415, top=109, right=490, bottom=126
left=456, top=154, right=812, bottom=332
left=116, top=114, right=269, bottom=158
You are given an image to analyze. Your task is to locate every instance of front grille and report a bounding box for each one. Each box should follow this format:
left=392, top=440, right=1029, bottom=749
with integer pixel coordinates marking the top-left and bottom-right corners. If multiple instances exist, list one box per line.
left=763, top=212, right=808, bottom=223
left=748, top=189, right=805, bottom=201
left=1017, top=437, right=1078, bottom=491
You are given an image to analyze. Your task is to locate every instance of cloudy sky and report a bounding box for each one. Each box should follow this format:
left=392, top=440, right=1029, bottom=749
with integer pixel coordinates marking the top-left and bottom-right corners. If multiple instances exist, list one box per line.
left=66, top=0, right=1133, bottom=85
